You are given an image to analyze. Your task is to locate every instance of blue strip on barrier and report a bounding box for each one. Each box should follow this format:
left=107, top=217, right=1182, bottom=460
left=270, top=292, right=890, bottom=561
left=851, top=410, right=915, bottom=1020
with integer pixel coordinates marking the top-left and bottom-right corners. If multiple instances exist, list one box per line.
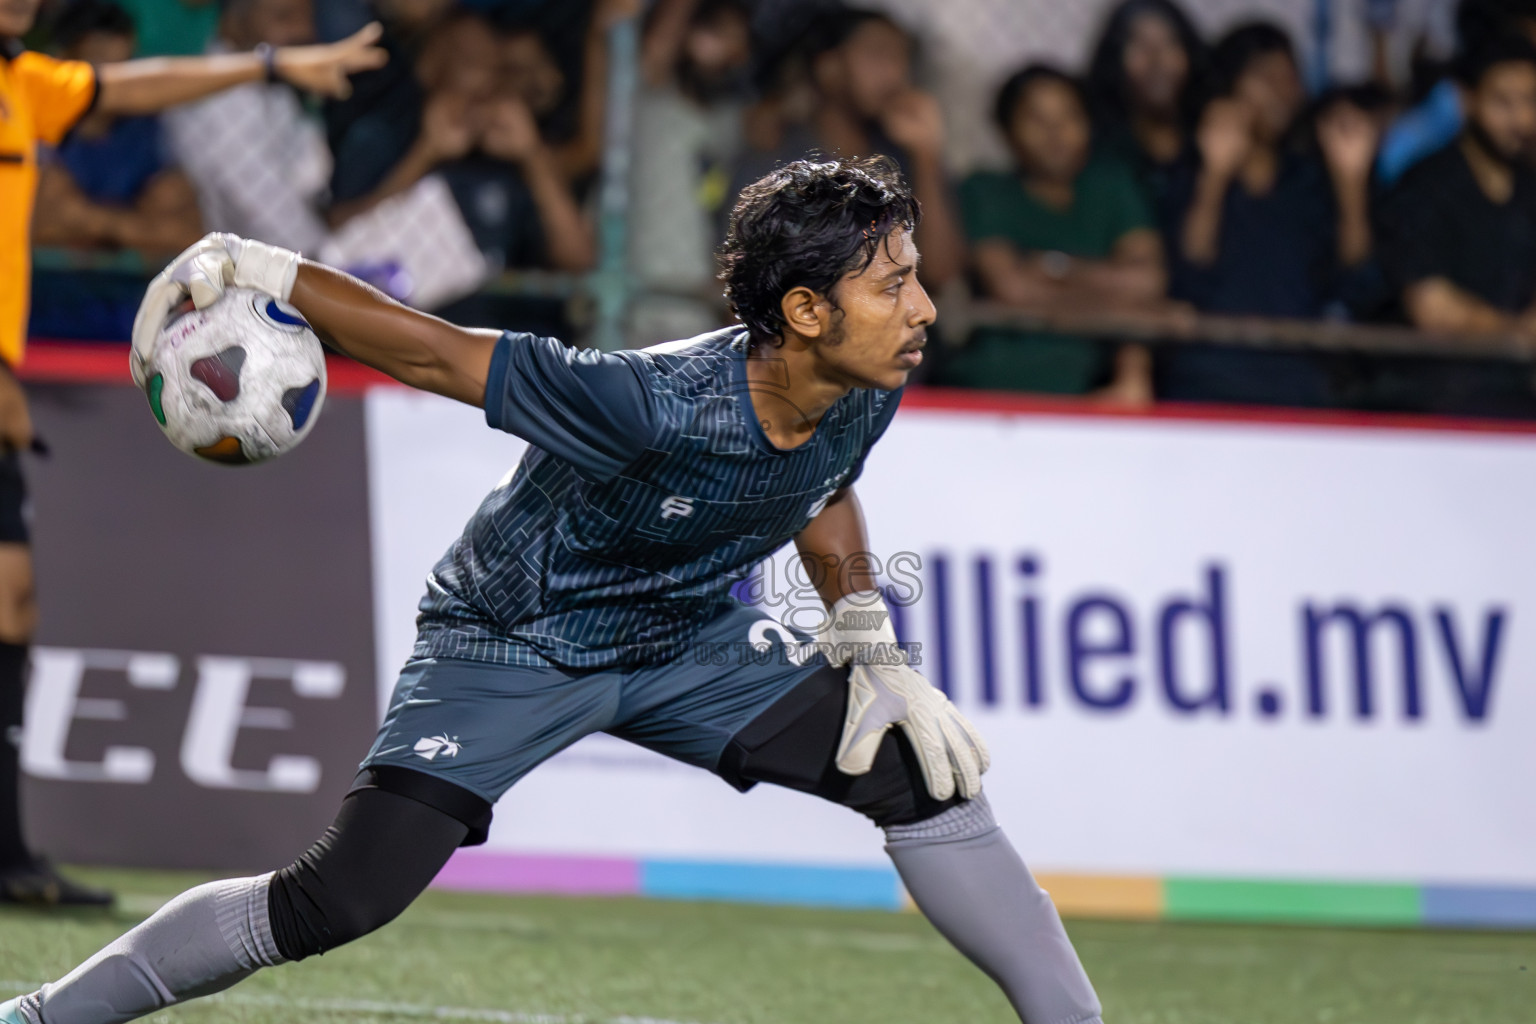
left=640, top=859, right=902, bottom=910
left=1422, top=885, right=1536, bottom=929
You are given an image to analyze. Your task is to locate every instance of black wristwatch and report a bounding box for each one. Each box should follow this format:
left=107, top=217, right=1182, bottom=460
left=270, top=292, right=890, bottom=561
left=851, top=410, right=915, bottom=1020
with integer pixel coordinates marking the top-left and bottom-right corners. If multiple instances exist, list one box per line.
left=253, top=42, right=280, bottom=84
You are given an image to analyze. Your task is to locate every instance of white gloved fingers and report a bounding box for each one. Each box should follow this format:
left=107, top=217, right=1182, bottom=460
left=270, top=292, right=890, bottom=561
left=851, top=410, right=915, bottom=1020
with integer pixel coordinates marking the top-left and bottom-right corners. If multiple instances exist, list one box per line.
left=160, top=234, right=241, bottom=294
left=167, top=233, right=244, bottom=287
left=934, top=687, right=990, bottom=779
left=900, top=700, right=956, bottom=802
left=918, top=679, right=987, bottom=798
left=897, top=665, right=983, bottom=800
left=956, top=708, right=991, bottom=776
left=207, top=231, right=247, bottom=263
left=834, top=668, right=886, bottom=776
left=937, top=711, right=982, bottom=800
left=835, top=718, right=890, bottom=778
left=130, top=271, right=189, bottom=386
left=131, top=233, right=246, bottom=384
left=882, top=663, right=957, bottom=801
left=836, top=660, right=975, bottom=801
left=163, top=234, right=234, bottom=278
left=187, top=251, right=233, bottom=309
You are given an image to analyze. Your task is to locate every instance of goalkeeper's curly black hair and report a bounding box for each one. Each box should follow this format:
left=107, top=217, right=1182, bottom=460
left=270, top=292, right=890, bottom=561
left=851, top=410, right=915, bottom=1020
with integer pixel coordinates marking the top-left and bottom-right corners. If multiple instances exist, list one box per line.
left=718, top=156, right=921, bottom=348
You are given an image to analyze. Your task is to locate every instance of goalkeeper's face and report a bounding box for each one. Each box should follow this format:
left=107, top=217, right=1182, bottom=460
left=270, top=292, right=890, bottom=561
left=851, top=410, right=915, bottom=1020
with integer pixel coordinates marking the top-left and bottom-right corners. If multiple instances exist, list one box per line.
left=814, top=229, right=934, bottom=392
left=0, top=0, right=40, bottom=37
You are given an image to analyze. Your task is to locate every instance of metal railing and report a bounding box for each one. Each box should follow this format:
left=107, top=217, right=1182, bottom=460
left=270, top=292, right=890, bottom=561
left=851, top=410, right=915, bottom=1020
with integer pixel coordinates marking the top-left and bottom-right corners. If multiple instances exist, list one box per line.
left=944, top=302, right=1536, bottom=363
left=35, top=241, right=1536, bottom=365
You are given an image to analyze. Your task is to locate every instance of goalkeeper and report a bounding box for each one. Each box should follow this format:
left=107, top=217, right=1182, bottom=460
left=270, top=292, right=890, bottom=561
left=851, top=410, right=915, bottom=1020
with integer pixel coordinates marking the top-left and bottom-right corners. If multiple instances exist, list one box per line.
left=4, top=157, right=1102, bottom=1024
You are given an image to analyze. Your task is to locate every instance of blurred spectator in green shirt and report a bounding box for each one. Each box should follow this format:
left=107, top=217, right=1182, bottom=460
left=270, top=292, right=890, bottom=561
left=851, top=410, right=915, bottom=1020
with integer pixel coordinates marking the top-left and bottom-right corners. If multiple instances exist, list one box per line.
left=941, top=65, right=1166, bottom=404
left=116, top=0, right=219, bottom=55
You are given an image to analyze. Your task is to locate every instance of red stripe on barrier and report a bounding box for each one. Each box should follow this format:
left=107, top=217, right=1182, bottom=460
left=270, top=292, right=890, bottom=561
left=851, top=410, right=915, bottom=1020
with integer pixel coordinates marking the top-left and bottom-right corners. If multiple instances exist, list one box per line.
left=20, top=342, right=1536, bottom=436
left=17, top=343, right=131, bottom=383
left=322, top=358, right=396, bottom=393
left=18, top=342, right=395, bottom=394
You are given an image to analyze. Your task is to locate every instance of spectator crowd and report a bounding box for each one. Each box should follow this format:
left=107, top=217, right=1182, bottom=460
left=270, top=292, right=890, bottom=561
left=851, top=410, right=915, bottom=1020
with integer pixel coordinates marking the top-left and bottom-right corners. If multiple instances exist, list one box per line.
left=20, top=0, right=1536, bottom=416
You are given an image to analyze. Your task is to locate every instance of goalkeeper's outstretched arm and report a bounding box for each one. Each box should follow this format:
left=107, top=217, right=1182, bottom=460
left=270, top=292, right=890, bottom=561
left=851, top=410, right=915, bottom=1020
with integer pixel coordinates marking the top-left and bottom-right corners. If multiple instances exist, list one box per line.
left=133, top=235, right=502, bottom=408
left=287, top=261, right=501, bottom=407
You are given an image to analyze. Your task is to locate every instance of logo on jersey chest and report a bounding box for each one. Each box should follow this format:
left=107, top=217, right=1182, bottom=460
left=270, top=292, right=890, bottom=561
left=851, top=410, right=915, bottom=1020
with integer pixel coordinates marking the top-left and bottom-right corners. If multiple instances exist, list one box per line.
left=659, top=495, right=696, bottom=520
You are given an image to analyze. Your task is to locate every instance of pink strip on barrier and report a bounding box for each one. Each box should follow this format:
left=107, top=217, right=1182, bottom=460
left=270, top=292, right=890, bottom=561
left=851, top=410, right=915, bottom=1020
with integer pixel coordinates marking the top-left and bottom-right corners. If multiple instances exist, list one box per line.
left=432, top=849, right=641, bottom=896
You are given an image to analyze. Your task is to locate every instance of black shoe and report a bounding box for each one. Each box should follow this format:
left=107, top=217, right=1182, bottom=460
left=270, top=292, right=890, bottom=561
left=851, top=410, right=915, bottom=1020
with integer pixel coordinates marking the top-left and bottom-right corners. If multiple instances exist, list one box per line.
left=0, top=858, right=114, bottom=907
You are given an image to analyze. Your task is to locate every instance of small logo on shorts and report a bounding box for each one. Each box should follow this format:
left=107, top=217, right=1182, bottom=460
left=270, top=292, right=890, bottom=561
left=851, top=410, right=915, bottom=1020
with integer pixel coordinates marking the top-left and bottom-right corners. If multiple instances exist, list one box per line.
left=659, top=495, right=695, bottom=520
left=414, top=734, right=462, bottom=761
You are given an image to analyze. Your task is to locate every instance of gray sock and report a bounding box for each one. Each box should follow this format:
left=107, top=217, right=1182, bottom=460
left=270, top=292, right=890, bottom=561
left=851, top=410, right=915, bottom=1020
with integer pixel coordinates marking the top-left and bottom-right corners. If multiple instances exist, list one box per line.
left=885, top=796, right=1103, bottom=1024
left=16, top=874, right=285, bottom=1024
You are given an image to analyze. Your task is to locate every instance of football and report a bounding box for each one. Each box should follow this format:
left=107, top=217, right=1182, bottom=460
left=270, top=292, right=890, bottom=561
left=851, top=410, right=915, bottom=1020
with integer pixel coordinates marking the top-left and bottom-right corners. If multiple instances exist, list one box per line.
left=135, top=286, right=327, bottom=465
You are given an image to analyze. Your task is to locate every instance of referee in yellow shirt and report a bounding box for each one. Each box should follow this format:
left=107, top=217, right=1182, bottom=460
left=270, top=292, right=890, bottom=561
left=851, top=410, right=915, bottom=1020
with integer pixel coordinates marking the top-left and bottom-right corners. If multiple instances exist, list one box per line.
left=0, top=0, right=384, bottom=905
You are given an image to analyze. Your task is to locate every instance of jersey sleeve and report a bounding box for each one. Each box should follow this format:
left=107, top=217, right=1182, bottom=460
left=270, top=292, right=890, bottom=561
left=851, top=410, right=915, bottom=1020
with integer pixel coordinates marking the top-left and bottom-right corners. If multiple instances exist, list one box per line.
left=847, top=386, right=903, bottom=485
left=16, top=53, right=98, bottom=146
left=483, top=332, right=657, bottom=482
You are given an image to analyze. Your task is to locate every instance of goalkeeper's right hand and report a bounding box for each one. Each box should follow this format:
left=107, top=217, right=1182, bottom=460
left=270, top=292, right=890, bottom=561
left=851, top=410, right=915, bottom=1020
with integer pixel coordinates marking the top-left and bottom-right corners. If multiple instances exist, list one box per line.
left=818, top=591, right=990, bottom=802
left=131, top=233, right=302, bottom=387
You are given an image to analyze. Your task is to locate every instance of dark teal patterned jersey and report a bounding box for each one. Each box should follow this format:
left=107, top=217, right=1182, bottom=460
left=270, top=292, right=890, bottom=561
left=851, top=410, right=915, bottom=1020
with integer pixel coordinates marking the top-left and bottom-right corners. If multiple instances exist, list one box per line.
left=412, top=327, right=903, bottom=669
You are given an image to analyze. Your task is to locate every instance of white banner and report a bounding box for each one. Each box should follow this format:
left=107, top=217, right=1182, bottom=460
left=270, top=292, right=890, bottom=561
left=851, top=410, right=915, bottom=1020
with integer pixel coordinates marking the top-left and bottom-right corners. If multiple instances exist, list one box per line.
left=367, top=390, right=1536, bottom=885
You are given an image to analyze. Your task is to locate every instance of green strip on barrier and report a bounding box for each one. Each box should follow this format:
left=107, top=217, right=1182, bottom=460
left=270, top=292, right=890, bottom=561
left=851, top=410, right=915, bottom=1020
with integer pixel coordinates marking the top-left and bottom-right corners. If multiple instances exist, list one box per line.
left=1165, top=878, right=1421, bottom=926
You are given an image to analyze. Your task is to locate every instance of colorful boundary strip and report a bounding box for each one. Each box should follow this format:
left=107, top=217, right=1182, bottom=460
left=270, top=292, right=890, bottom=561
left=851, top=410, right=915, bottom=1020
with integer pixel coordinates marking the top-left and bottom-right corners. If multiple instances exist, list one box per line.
left=432, top=851, right=1536, bottom=930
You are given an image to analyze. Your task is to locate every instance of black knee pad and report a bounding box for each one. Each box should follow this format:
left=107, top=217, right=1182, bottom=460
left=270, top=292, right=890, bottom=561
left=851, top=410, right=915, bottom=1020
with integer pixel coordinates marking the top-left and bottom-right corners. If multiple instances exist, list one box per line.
left=266, top=780, right=482, bottom=961
left=718, top=665, right=963, bottom=828
left=268, top=851, right=392, bottom=961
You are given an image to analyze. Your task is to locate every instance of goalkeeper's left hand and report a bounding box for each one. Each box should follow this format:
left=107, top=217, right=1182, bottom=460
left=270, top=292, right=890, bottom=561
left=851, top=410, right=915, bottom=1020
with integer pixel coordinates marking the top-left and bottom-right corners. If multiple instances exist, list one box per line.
left=131, top=233, right=302, bottom=387
left=819, top=591, right=990, bottom=801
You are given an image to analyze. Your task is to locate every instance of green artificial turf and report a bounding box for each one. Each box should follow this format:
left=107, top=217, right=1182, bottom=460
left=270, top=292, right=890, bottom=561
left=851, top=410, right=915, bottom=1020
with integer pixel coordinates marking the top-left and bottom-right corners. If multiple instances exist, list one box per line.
left=1, top=868, right=1531, bottom=1023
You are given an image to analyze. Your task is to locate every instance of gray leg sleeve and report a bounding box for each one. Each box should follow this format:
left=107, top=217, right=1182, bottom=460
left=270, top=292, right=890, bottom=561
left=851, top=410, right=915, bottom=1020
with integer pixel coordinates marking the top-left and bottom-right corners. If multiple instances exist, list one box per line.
left=15, top=874, right=285, bottom=1024
left=885, top=796, right=1103, bottom=1024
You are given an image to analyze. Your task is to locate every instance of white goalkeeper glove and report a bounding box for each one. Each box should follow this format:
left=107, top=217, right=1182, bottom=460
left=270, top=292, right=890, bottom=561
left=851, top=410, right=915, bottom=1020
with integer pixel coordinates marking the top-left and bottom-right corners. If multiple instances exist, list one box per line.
left=819, top=591, right=990, bottom=801
left=131, top=232, right=303, bottom=387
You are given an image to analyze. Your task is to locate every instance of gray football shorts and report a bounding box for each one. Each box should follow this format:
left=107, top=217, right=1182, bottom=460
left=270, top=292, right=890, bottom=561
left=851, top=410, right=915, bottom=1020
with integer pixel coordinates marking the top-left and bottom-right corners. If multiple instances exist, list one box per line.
left=361, top=602, right=827, bottom=804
